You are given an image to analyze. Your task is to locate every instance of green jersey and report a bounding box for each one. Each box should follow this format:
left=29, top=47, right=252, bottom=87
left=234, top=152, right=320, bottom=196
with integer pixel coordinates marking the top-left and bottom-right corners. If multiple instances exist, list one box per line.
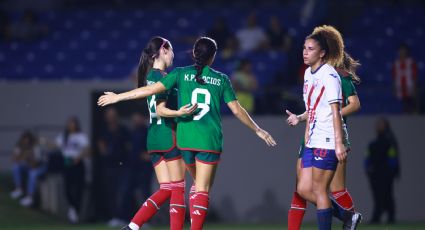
left=300, top=73, right=357, bottom=147
left=340, top=73, right=357, bottom=123
left=146, top=69, right=178, bottom=152
left=160, top=65, right=237, bottom=153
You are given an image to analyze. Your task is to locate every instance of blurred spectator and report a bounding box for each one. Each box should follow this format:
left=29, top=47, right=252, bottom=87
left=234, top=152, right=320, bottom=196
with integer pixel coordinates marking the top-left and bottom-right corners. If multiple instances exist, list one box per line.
left=220, top=37, right=239, bottom=60
left=10, top=131, right=47, bottom=207
left=8, top=9, right=49, bottom=41
left=207, top=17, right=239, bottom=60
left=236, top=12, right=267, bottom=53
left=97, top=107, right=130, bottom=227
left=365, top=117, right=400, bottom=224
left=120, top=112, right=152, bottom=219
left=392, top=44, right=419, bottom=114
left=0, top=10, right=11, bottom=41
left=55, top=117, right=89, bottom=223
left=231, top=59, right=258, bottom=113
left=266, top=16, right=292, bottom=52
left=206, top=17, right=234, bottom=50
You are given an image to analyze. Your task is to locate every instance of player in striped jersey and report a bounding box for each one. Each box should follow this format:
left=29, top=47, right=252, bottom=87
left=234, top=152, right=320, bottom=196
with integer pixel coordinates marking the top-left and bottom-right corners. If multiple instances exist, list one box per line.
left=286, top=51, right=362, bottom=230
left=118, top=37, right=197, bottom=230
left=289, top=25, right=347, bottom=230
left=98, top=37, right=277, bottom=230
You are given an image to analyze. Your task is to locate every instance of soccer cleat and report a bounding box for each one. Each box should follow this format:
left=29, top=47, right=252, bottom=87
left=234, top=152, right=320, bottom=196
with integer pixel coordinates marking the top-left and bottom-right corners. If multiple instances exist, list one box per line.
left=119, top=226, right=132, bottom=230
left=343, top=212, right=362, bottom=230
left=19, top=196, right=33, bottom=207
left=10, top=189, right=23, bottom=199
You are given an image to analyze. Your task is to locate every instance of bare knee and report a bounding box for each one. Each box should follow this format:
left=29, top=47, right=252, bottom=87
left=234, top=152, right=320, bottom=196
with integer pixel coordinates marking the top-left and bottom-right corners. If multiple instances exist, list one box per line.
left=297, top=183, right=311, bottom=200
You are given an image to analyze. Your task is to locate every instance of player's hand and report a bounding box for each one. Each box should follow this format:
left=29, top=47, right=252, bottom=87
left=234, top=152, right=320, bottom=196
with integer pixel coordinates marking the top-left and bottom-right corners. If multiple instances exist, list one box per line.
left=335, top=142, right=347, bottom=162
left=286, top=110, right=299, bottom=126
left=256, top=128, right=277, bottom=147
left=178, top=103, right=198, bottom=116
left=98, top=92, right=119, bottom=107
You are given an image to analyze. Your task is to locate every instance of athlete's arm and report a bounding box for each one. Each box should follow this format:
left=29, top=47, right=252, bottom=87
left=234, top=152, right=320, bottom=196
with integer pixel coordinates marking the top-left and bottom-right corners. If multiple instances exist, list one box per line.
left=97, top=82, right=166, bottom=107
left=227, top=100, right=277, bottom=146
left=156, top=101, right=198, bottom=117
left=286, top=110, right=308, bottom=126
left=341, top=95, right=361, bottom=117
left=331, top=103, right=347, bottom=162
left=304, top=114, right=310, bottom=144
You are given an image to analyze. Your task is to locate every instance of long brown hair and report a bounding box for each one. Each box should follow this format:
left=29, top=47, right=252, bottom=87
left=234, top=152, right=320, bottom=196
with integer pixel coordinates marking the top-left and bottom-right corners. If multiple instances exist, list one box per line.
left=340, top=51, right=361, bottom=85
left=192, top=37, right=217, bottom=84
left=137, top=36, right=171, bottom=87
left=306, top=25, right=344, bottom=68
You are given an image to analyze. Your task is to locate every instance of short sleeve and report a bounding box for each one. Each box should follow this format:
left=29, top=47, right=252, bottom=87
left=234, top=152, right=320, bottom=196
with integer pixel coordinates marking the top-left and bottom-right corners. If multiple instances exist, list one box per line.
left=55, top=134, right=63, bottom=147
left=324, top=73, right=342, bottom=104
left=160, top=68, right=179, bottom=90
left=79, top=133, right=89, bottom=148
left=223, top=76, right=237, bottom=103
left=341, top=76, right=357, bottom=98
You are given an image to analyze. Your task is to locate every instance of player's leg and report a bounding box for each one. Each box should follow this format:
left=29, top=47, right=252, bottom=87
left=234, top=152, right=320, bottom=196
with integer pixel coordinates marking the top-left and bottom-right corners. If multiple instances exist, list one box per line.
left=312, top=148, right=338, bottom=230
left=183, top=151, right=197, bottom=219
left=190, top=153, right=219, bottom=230
left=288, top=158, right=307, bottom=230
left=330, top=160, right=362, bottom=229
left=125, top=155, right=171, bottom=230
left=297, top=147, right=315, bottom=203
left=165, top=148, right=187, bottom=230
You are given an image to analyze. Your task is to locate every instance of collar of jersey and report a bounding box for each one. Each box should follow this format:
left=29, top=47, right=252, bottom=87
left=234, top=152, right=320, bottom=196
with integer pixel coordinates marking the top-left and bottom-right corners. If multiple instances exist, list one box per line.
left=310, top=63, right=326, bottom=75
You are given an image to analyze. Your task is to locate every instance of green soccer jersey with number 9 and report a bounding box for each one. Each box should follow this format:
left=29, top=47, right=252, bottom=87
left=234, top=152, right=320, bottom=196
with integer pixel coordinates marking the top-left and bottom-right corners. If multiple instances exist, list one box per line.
left=146, top=69, right=178, bottom=153
left=160, top=65, right=237, bottom=153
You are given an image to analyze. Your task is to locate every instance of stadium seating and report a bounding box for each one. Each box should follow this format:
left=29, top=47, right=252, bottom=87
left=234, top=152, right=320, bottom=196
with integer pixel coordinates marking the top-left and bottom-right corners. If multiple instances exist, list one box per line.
left=0, top=6, right=423, bottom=114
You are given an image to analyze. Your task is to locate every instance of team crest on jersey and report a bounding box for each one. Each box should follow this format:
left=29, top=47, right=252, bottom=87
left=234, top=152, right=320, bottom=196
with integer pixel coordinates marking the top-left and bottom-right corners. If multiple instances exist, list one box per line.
left=303, top=84, right=308, bottom=94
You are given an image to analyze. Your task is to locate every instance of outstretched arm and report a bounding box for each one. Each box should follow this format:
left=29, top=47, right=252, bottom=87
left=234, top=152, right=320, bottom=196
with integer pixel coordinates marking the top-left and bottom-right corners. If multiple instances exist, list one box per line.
left=286, top=110, right=308, bottom=126
left=341, top=95, right=361, bottom=117
left=227, top=100, right=277, bottom=146
left=97, top=82, right=166, bottom=107
left=156, top=101, right=198, bottom=118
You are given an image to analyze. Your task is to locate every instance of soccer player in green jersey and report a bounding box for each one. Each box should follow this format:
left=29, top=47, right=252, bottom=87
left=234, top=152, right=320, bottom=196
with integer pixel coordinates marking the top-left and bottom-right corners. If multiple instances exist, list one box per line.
left=286, top=51, right=362, bottom=230
left=118, top=37, right=197, bottom=230
left=98, top=37, right=276, bottom=230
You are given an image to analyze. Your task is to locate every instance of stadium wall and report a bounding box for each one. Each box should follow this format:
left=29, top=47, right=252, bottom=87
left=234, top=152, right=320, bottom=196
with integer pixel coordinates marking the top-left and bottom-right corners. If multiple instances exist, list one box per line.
left=0, top=82, right=424, bottom=222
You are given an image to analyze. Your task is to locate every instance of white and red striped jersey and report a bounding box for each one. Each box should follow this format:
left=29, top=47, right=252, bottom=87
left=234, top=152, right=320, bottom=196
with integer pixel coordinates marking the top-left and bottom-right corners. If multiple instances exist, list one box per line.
left=303, top=63, right=347, bottom=150
left=392, top=57, right=417, bottom=99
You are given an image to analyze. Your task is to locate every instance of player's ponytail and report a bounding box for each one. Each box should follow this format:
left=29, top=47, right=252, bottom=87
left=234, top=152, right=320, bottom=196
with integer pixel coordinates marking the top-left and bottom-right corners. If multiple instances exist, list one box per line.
left=137, top=36, right=171, bottom=87
left=307, top=25, right=344, bottom=68
left=341, top=51, right=361, bottom=85
left=192, top=37, right=217, bottom=84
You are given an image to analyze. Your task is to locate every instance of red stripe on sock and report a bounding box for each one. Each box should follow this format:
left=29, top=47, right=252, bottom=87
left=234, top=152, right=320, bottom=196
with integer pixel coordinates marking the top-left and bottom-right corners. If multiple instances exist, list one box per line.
left=331, top=188, right=354, bottom=211
left=131, top=188, right=171, bottom=226
left=170, top=180, right=186, bottom=230
left=288, top=192, right=306, bottom=230
left=190, top=192, right=209, bottom=230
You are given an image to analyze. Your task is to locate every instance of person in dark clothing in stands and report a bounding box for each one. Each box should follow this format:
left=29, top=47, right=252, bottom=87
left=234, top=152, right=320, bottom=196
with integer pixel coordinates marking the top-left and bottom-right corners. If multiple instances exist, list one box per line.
left=97, top=107, right=131, bottom=227
left=365, top=117, right=400, bottom=224
left=120, top=112, right=153, bottom=220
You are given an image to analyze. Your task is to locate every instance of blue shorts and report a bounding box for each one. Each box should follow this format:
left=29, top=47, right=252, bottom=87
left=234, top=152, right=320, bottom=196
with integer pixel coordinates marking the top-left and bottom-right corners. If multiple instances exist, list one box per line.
left=150, top=148, right=182, bottom=167
left=301, top=147, right=338, bottom=171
